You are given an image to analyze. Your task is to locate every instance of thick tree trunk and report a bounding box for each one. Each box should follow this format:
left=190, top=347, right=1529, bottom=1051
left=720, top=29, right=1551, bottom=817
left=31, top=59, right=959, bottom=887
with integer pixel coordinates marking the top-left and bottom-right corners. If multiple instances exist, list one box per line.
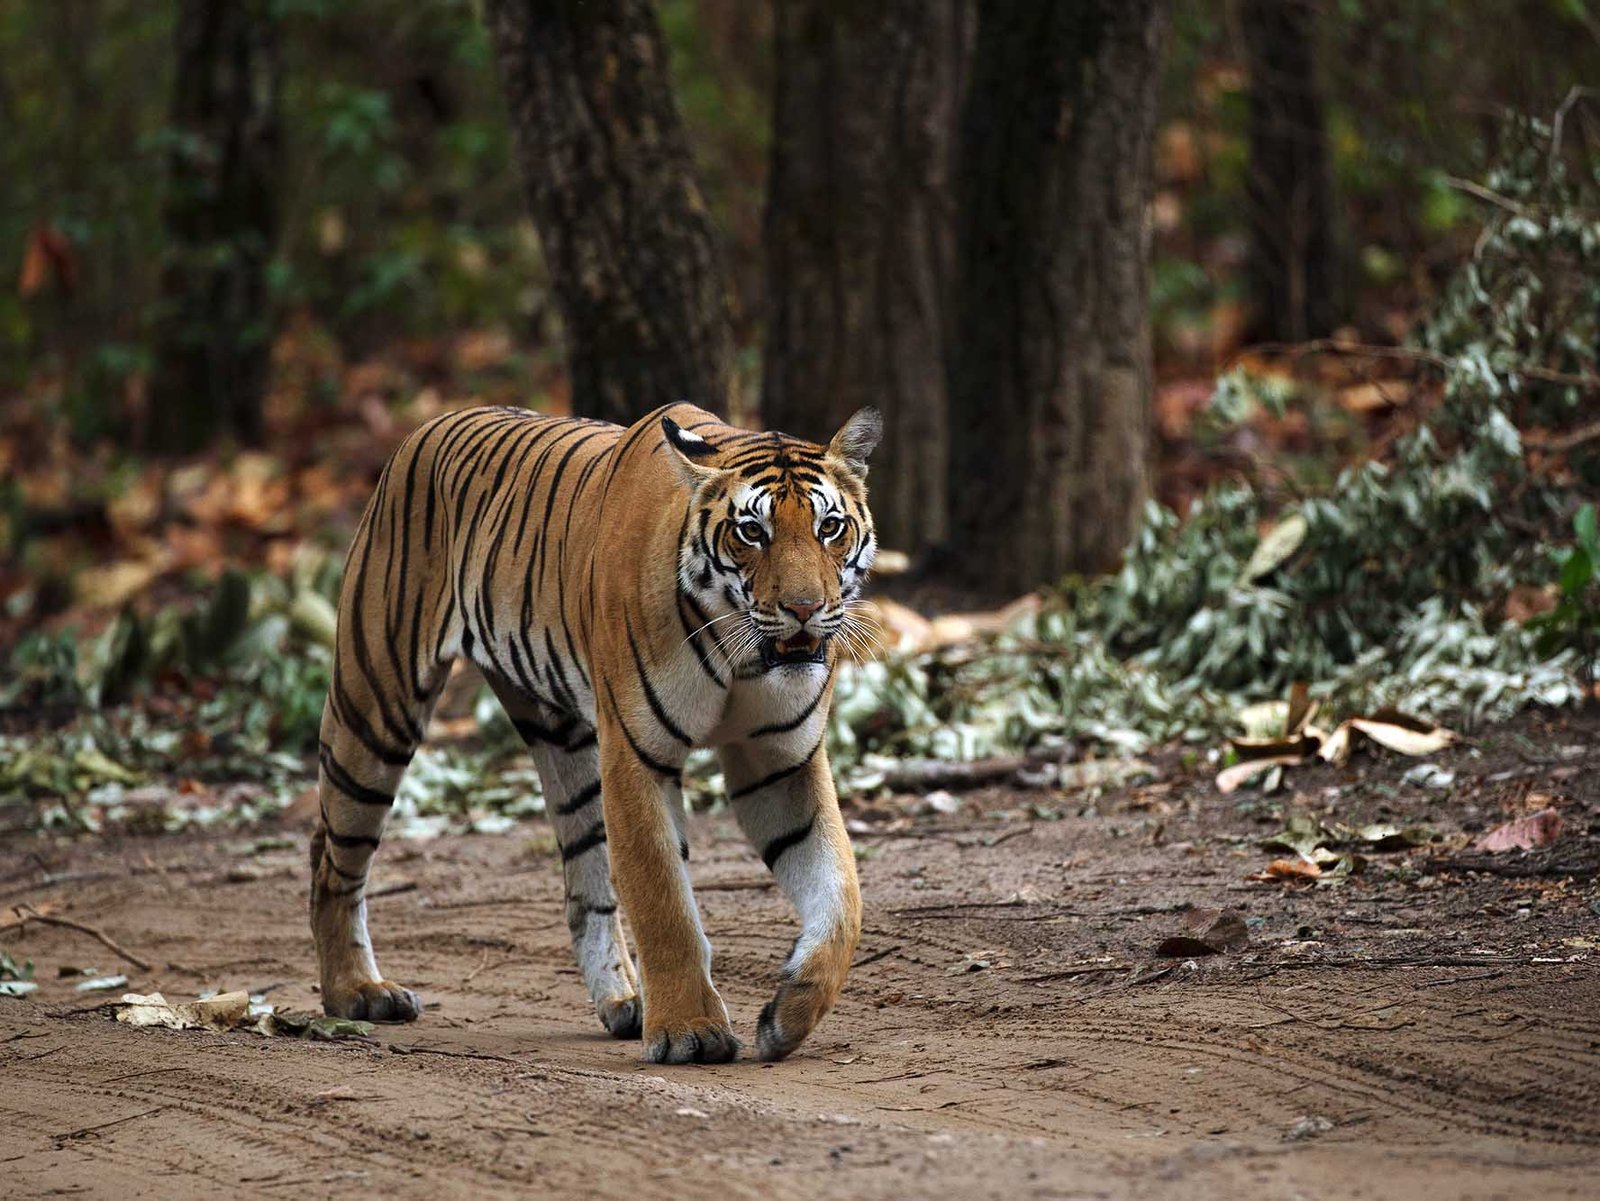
left=484, top=0, right=732, bottom=424
left=946, top=0, right=1168, bottom=594
left=761, top=0, right=971, bottom=556
left=1242, top=0, right=1340, bottom=342
left=147, top=0, right=282, bottom=454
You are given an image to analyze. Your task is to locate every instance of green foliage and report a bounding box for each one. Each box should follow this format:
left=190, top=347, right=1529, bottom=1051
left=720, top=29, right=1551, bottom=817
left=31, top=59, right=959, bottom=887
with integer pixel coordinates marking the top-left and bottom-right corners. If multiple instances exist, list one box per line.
left=829, top=112, right=1597, bottom=781
left=1528, top=504, right=1600, bottom=676
left=0, top=949, right=37, bottom=997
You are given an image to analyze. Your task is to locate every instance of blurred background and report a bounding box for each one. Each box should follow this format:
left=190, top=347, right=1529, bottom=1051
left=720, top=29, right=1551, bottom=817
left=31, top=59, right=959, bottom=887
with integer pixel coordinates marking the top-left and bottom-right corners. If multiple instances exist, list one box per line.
left=1, top=0, right=1597, bottom=834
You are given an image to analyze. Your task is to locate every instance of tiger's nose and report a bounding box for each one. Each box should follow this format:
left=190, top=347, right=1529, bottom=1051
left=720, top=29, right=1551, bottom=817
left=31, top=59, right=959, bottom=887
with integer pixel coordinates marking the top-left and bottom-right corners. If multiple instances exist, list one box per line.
left=781, top=599, right=824, bottom=624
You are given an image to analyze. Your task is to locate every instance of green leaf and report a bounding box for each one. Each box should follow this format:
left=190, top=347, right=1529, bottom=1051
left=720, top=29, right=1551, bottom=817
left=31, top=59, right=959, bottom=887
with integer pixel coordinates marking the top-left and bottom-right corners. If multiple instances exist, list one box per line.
left=1560, top=547, right=1594, bottom=596
left=1575, top=503, right=1598, bottom=555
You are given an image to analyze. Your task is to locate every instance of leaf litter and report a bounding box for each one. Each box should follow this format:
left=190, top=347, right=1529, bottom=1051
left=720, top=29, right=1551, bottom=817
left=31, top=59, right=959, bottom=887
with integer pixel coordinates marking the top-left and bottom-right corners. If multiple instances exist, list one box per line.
left=113, top=991, right=374, bottom=1042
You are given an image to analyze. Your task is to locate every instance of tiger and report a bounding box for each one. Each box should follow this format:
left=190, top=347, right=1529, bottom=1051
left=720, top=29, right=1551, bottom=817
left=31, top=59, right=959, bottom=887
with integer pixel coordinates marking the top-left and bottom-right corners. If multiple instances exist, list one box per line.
left=308, top=401, right=881, bottom=1063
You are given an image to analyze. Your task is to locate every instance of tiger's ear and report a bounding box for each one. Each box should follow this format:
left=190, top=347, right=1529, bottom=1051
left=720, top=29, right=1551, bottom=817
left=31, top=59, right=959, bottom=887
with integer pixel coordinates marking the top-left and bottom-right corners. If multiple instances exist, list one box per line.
left=826, top=407, right=883, bottom=479
left=661, top=415, right=722, bottom=489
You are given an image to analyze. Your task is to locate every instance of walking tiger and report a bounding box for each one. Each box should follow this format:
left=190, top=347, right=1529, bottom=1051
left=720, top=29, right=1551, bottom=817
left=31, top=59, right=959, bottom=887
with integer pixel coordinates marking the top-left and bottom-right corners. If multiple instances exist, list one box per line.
left=309, top=402, right=881, bottom=1063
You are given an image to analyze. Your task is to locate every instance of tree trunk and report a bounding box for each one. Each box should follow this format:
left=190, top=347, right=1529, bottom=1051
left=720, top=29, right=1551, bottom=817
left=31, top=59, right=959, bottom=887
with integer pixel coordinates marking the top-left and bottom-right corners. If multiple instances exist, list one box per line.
left=945, top=0, right=1168, bottom=595
left=1242, top=0, right=1340, bottom=343
left=147, top=0, right=282, bottom=455
left=484, top=0, right=733, bottom=424
left=761, top=0, right=971, bottom=556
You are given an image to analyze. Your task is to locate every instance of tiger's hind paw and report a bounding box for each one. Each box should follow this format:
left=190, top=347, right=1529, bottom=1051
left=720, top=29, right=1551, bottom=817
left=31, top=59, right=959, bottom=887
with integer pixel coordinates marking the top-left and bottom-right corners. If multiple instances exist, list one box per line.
left=643, top=1020, right=739, bottom=1064
left=598, top=995, right=642, bottom=1040
left=322, top=979, right=422, bottom=1023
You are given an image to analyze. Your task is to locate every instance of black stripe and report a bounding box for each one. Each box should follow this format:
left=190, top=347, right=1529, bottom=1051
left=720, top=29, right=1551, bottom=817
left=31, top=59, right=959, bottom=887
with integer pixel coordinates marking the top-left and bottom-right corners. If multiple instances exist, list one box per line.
left=677, top=591, right=728, bottom=688
left=318, top=743, right=395, bottom=807
left=328, top=678, right=414, bottom=766
left=729, top=735, right=824, bottom=800
left=557, top=780, right=602, bottom=816
left=603, top=681, right=683, bottom=781
left=324, top=827, right=381, bottom=850
left=761, top=817, right=816, bottom=870
left=561, top=823, right=608, bottom=861
left=627, top=614, right=692, bottom=745
left=512, top=714, right=567, bottom=747
left=749, top=666, right=834, bottom=737
left=326, top=858, right=364, bottom=882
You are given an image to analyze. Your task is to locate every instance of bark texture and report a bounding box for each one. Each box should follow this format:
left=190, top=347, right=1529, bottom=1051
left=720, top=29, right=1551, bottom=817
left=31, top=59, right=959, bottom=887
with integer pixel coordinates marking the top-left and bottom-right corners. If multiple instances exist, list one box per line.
left=148, top=0, right=282, bottom=454
left=1242, top=0, right=1341, bottom=342
left=946, top=0, right=1168, bottom=593
left=484, top=0, right=732, bottom=424
left=761, top=0, right=971, bottom=555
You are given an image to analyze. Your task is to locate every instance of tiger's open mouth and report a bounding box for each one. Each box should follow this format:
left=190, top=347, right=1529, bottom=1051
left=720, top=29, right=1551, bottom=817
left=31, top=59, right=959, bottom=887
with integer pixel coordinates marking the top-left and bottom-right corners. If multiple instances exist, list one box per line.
left=761, top=633, right=827, bottom=669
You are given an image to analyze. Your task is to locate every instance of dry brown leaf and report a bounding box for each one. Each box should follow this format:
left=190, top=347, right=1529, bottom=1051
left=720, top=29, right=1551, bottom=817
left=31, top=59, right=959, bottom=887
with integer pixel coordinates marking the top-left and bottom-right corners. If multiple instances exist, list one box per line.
left=1503, top=584, right=1559, bottom=624
left=1155, top=908, right=1249, bottom=957
left=1216, top=754, right=1309, bottom=794
left=1347, top=718, right=1455, bottom=757
left=1473, top=809, right=1564, bottom=853
left=1258, top=858, right=1322, bottom=880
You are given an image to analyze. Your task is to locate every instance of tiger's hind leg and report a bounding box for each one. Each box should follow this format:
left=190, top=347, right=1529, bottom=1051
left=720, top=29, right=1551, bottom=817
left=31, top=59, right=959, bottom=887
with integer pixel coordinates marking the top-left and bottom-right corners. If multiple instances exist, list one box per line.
left=310, top=671, right=446, bottom=1023
left=490, top=680, right=642, bottom=1039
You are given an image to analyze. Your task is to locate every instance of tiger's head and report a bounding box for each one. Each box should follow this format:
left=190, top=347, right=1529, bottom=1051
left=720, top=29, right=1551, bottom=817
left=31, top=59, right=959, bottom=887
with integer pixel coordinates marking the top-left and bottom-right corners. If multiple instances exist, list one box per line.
left=664, top=408, right=882, bottom=671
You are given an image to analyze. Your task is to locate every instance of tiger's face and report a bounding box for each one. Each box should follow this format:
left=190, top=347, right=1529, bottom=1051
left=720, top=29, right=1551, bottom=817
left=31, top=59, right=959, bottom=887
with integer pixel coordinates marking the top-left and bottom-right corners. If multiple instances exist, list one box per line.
left=665, top=409, right=881, bottom=670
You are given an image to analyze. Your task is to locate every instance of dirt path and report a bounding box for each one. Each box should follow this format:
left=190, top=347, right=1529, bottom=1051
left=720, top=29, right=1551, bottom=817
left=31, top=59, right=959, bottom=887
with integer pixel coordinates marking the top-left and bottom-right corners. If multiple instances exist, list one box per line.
left=3, top=712, right=1598, bottom=1199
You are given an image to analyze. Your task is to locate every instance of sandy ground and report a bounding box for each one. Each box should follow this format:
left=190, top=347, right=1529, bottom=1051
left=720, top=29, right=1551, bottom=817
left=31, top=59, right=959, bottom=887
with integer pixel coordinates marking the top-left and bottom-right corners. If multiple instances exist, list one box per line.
left=2, top=711, right=1598, bottom=1199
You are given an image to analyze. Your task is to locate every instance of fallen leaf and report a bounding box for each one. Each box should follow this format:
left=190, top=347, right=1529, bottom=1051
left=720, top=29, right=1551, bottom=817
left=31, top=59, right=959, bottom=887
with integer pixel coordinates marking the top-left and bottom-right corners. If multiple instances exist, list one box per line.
left=1216, top=753, right=1308, bottom=794
left=74, top=974, right=130, bottom=992
left=1254, top=859, right=1322, bottom=881
left=1261, top=812, right=1334, bottom=858
left=1155, top=908, right=1249, bottom=957
left=1347, top=717, right=1455, bottom=757
left=116, top=990, right=252, bottom=1032
left=1474, top=809, right=1564, bottom=853
left=1402, top=764, right=1455, bottom=789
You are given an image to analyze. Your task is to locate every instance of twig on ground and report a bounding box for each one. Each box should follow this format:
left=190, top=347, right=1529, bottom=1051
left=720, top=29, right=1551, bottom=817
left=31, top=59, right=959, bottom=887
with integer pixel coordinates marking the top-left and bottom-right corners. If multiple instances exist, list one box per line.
left=462, top=954, right=526, bottom=985
left=0, top=905, right=152, bottom=971
left=1018, top=963, right=1135, bottom=984
left=852, top=944, right=902, bottom=969
left=54, top=1106, right=164, bottom=1142
left=1421, top=856, right=1598, bottom=880
left=386, top=1043, right=516, bottom=1064
left=367, top=881, right=418, bottom=899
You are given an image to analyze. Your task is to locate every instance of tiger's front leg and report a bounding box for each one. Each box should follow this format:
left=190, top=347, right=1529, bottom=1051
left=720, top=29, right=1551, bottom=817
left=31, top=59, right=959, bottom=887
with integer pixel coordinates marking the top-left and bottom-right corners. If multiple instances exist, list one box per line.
left=720, top=737, right=861, bottom=1061
left=598, top=716, right=736, bottom=1063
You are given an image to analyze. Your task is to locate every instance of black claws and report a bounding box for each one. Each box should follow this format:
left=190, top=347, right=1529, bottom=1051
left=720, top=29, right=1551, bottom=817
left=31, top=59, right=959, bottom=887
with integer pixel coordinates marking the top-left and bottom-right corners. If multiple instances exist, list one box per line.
left=644, top=1025, right=740, bottom=1064
left=756, top=991, right=808, bottom=1062
left=599, top=996, right=643, bottom=1040
left=325, top=982, right=423, bottom=1023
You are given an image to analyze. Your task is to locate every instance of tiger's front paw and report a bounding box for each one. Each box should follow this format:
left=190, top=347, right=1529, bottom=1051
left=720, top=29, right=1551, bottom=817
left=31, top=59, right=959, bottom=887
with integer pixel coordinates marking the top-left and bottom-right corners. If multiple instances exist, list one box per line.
left=322, top=978, right=422, bottom=1023
left=643, top=1017, right=740, bottom=1064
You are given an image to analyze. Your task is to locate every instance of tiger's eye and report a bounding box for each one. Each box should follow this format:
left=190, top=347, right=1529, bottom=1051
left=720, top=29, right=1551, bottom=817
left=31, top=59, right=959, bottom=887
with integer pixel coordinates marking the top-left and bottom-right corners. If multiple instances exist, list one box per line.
left=737, top=520, right=766, bottom=545
left=819, top=516, right=843, bottom=539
